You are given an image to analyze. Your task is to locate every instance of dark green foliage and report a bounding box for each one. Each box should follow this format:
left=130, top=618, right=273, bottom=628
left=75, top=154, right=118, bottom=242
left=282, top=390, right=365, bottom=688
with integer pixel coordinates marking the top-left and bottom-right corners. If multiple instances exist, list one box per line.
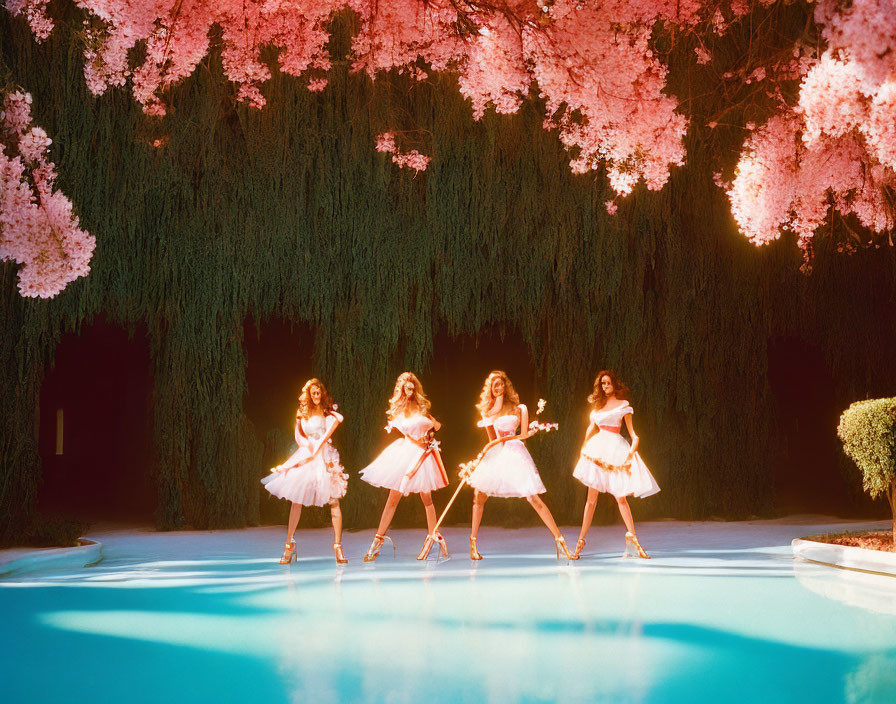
left=1, top=514, right=86, bottom=549
left=2, top=10, right=896, bottom=541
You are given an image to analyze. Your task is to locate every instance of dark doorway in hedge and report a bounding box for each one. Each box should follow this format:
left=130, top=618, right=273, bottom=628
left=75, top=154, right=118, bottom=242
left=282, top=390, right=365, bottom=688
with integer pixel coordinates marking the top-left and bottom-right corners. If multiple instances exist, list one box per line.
left=243, top=318, right=316, bottom=525
left=767, top=335, right=879, bottom=516
left=37, top=316, right=154, bottom=523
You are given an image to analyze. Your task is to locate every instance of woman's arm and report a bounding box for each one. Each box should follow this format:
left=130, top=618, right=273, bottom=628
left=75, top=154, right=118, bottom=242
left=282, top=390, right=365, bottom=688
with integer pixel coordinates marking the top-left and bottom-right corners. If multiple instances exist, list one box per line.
left=583, top=421, right=597, bottom=444
left=624, top=414, right=639, bottom=458
left=309, top=414, right=342, bottom=457
left=519, top=404, right=530, bottom=436
left=294, top=415, right=311, bottom=447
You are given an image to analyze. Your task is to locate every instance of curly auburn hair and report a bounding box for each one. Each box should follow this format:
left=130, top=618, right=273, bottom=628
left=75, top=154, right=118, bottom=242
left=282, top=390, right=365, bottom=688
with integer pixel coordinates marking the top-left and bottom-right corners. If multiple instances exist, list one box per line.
left=476, top=370, right=520, bottom=417
left=297, top=378, right=335, bottom=420
left=387, top=371, right=431, bottom=420
left=587, top=370, right=629, bottom=410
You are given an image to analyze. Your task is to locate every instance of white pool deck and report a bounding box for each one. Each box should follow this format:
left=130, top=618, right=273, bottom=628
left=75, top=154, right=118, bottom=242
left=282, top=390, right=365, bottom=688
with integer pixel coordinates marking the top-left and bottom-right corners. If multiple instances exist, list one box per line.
left=0, top=515, right=892, bottom=579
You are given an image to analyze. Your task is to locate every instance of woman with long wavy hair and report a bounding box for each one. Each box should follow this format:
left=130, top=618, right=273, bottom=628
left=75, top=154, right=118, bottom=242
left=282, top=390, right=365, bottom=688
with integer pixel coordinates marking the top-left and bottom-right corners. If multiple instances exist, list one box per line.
left=467, top=370, right=576, bottom=560
left=359, top=372, right=449, bottom=561
left=262, top=378, right=349, bottom=564
left=571, top=370, right=660, bottom=559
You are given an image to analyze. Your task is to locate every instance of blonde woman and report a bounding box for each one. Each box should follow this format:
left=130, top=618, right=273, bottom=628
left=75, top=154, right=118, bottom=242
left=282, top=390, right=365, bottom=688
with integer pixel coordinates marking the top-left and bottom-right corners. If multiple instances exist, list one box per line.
left=572, top=370, right=660, bottom=559
left=262, top=378, right=349, bottom=564
left=360, top=372, right=449, bottom=561
left=467, top=370, right=575, bottom=560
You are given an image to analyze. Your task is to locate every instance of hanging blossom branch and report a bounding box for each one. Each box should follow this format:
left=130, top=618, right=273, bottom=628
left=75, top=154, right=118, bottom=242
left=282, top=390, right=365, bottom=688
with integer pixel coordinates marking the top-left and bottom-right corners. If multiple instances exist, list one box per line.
left=4, top=0, right=704, bottom=192
left=375, top=131, right=431, bottom=172
left=724, top=0, right=896, bottom=262
left=4, top=0, right=52, bottom=38
left=0, top=92, right=96, bottom=298
left=5, top=1, right=896, bottom=264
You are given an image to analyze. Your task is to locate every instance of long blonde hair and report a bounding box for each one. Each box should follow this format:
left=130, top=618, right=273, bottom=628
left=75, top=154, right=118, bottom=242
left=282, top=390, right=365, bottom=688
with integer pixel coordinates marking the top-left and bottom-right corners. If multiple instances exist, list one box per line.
left=476, top=370, right=519, bottom=417
left=297, top=378, right=335, bottom=420
left=387, top=371, right=431, bottom=420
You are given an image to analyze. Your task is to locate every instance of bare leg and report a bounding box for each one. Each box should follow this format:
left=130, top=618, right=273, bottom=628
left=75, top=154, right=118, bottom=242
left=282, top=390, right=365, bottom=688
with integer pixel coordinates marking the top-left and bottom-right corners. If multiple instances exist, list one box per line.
left=375, top=490, right=402, bottom=536
left=616, top=495, right=636, bottom=534
left=330, top=500, right=343, bottom=544
left=471, top=490, right=488, bottom=539
left=286, top=502, right=302, bottom=542
left=577, top=488, right=600, bottom=543
left=526, top=495, right=561, bottom=538
left=420, top=492, right=437, bottom=534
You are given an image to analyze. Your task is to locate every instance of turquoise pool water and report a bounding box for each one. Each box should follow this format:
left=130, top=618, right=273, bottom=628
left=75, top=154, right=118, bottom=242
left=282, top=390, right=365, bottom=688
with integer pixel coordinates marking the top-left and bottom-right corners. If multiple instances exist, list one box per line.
left=2, top=523, right=895, bottom=703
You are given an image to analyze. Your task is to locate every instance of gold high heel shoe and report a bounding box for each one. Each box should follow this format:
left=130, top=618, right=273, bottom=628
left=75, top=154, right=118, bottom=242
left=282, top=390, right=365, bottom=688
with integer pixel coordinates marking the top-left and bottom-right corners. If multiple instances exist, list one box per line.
left=469, top=536, right=483, bottom=561
left=624, top=531, right=650, bottom=559
left=555, top=536, right=578, bottom=561
left=363, top=533, right=396, bottom=562
left=333, top=542, right=348, bottom=564
left=416, top=534, right=434, bottom=560
left=279, top=539, right=297, bottom=564
left=417, top=532, right=450, bottom=561
left=573, top=538, right=586, bottom=559
left=435, top=532, right=450, bottom=559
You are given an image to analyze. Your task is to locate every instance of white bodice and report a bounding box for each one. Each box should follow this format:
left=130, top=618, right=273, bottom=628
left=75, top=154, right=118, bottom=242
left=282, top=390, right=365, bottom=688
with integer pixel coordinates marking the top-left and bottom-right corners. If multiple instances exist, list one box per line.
left=390, top=413, right=434, bottom=440
left=590, top=401, right=633, bottom=430
left=300, top=415, right=329, bottom=439
left=492, top=414, right=520, bottom=437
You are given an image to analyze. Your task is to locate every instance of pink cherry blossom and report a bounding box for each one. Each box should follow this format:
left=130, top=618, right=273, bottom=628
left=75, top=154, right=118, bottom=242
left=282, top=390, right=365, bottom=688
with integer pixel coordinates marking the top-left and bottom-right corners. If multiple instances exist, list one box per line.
left=727, top=1, right=896, bottom=255
left=375, top=132, right=396, bottom=153
left=5, top=0, right=896, bottom=271
left=375, top=131, right=430, bottom=172
left=4, top=0, right=53, bottom=39
left=0, top=92, right=95, bottom=298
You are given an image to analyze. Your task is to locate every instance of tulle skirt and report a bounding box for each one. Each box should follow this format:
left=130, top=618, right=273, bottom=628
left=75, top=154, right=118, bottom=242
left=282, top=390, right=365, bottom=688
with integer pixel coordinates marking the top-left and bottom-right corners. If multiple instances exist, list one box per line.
left=359, top=438, right=448, bottom=495
left=573, top=431, right=660, bottom=498
left=468, top=439, right=546, bottom=498
left=262, top=444, right=348, bottom=507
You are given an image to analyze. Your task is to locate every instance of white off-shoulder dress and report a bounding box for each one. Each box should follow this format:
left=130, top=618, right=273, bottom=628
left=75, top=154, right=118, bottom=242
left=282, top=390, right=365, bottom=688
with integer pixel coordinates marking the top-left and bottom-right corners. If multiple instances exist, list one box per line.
left=468, top=408, right=547, bottom=498
left=262, top=412, right=348, bottom=506
left=359, top=413, right=448, bottom=495
left=572, top=402, right=660, bottom=498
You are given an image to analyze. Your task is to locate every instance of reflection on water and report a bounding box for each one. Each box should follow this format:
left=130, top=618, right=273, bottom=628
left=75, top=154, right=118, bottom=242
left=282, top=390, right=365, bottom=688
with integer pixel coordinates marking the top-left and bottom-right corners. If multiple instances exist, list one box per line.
left=792, top=562, right=896, bottom=704
left=845, top=655, right=896, bottom=704
left=793, top=559, right=896, bottom=616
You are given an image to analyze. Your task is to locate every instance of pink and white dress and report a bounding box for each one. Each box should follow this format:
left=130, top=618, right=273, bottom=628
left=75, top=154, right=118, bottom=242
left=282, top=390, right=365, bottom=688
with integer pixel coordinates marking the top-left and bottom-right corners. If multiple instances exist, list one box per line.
left=359, top=413, right=449, bottom=495
left=262, top=413, right=348, bottom=506
left=468, top=408, right=547, bottom=498
left=573, top=402, right=660, bottom=498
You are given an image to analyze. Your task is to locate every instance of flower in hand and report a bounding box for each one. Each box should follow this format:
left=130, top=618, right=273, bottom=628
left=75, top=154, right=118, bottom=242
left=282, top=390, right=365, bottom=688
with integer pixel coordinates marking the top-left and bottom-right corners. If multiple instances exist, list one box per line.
left=528, top=420, right=559, bottom=434
left=458, top=458, right=480, bottom=479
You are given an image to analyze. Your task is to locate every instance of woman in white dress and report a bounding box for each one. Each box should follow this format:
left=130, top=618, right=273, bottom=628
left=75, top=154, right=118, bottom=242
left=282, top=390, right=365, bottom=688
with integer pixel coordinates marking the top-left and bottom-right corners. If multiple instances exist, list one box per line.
left=467, top=371, right=576, bottom=560
left=572, top=370, right=660, bottom=559
left=360, top=372, right=449, bottom=561
left=262, top=378, right=349, bottom=564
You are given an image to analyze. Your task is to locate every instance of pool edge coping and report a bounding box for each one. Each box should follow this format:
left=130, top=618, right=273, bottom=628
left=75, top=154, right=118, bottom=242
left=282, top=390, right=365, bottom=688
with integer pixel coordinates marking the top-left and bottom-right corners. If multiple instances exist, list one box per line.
left=0, top=538, right=103, bottom=577
left=792, top=538, right=896, bottom=577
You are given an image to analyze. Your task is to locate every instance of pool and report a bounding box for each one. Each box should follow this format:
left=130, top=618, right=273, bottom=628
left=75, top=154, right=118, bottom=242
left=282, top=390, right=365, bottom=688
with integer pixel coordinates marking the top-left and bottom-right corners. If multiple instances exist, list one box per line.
left=2, top=520, right=895, bottom=703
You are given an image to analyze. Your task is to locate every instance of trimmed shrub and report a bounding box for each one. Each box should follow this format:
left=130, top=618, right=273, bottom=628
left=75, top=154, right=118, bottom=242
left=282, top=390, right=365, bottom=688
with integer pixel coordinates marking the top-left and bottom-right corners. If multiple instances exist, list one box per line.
left=838, top=397, right=896, bottom=543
